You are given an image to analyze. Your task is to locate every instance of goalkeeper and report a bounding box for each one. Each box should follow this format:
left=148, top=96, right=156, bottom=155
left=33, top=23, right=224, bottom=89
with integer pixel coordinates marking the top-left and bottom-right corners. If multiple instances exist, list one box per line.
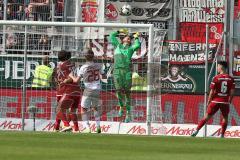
left=109, top=29, right=140, bottom=123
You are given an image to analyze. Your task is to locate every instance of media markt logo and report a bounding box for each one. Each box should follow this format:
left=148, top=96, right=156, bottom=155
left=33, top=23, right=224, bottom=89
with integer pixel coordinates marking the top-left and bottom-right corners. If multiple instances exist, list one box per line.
left=160, top=65, right=196, bottom=92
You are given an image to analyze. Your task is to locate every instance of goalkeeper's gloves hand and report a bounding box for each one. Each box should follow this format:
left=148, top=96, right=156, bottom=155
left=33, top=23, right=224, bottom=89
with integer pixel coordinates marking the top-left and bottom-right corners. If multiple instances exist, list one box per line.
left=133, top=32, right=140, bottom=39
left=118, top=28, right=128, bottom=35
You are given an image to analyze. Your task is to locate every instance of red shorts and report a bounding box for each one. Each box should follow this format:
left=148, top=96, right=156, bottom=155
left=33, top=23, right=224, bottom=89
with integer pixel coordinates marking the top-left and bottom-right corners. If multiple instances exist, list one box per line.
left=57, top=93, right=80, bottom=109
left=207, top=102, right=229, bottom=117
left=57, top=84, right=81, bottom=96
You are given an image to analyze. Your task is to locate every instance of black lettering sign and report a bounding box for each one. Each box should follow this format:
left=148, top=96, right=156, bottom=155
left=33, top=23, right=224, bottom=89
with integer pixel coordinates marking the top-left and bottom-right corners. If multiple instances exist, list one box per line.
left=157, top=8, right=171, bottom=17
left=131, top=20, right=168, bottom=29
left=132, top=8, right=145, bottom=16
left=145, top=8, right=158, bottom=17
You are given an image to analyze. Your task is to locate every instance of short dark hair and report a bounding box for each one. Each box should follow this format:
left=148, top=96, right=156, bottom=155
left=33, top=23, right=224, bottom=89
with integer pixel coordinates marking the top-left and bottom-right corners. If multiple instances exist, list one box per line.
left=83, top=48, right=94, bottom=61
left=58, top=50, right=71, bottom=61
left=218, top=61, right=228, bottom=69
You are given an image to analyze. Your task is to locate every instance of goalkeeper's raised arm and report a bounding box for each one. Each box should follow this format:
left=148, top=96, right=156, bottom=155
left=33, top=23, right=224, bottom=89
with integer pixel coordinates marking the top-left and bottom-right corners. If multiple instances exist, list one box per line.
left=130, top=32, right=141, bottom=51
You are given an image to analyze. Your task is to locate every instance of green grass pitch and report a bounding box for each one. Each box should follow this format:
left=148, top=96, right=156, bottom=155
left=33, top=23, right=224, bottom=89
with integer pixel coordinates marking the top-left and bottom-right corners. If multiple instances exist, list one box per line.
left=0, top=131, right=240, bottom=160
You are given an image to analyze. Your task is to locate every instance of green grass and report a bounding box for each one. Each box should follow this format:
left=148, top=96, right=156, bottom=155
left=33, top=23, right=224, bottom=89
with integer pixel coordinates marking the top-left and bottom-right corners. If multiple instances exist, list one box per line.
left=0, top=131, right=240, bottom=160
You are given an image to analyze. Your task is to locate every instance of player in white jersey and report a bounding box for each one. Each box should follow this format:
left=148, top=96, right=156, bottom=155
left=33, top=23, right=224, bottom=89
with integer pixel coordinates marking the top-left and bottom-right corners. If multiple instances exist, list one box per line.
left=69, top=48, right=104, bottom=133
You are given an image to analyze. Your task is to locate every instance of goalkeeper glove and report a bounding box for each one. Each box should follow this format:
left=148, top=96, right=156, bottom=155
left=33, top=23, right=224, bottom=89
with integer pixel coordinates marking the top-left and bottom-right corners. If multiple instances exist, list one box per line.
left=118, top=28, right=128, bottom=35
left=133, top=32, right=140, bottom=39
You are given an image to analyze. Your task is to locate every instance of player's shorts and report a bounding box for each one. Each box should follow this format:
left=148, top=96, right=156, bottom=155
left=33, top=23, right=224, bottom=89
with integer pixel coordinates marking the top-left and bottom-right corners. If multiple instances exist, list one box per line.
left=113, top=68, right=132, bottom=90
left=57, top=93, right=81, bottom=110
left=57, top=85, right=81, bottom=109
left=207, top=102, right=230, bottom=117
left=81, top=89, right=100, bottom=109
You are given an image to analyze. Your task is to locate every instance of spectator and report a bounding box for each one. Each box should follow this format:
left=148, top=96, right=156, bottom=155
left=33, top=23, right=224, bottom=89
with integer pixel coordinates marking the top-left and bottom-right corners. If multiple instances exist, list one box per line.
left=27, top=34, right=39, bottom=50
left=39, top=35, right=49, bottom=50
left=55, top=0, right=63, bottom=16
left=16, top=5, right=25, bottom=20
left=29, top=0, right=50, bottom=21
left=26, top=4, right=37, bottom=21
left=7, top=5, right=15, bottom=20
left=7, top=2, right=23, bottom=20
left=6, top=26, right=17, bottom=48
left=32, top=55, right=54, bottom=88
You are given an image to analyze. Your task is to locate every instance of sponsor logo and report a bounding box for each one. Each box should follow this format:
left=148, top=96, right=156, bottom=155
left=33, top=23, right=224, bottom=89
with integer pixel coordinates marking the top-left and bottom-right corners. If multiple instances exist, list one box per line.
left=0, top=120, right=25, bottom=130
left=152, top=126, right=168, bottom=135
left=160, top=65, right=196, bottom=92
left=127, top=125, right=168, bottom=135
left=166, top=126, right=195, bottom=135
left=42, top=122, right=55, bottom=131
left=105, top=3, right=118, bottom=20
left=2, top=92, right=240, bottom=125
left=127, top=125, right=146, bottom=135
left=79, top=123, right=111, bottom=133
left=211, top=128, right=240, bottom=138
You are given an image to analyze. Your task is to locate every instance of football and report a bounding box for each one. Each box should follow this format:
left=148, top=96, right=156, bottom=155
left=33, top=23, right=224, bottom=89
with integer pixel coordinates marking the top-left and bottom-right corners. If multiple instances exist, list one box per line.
left=121, top=4, right=132, bottom=16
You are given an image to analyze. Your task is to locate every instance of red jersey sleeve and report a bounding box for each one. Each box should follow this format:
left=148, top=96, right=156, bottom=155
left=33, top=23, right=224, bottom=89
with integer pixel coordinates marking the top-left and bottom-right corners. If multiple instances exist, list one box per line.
left=210, top=76, right=217, bottom=90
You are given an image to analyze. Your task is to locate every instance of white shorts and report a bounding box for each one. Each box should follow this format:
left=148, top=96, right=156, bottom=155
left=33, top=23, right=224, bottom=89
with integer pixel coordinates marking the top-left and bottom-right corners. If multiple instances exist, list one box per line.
left=81, top=89, right=100, bottom=109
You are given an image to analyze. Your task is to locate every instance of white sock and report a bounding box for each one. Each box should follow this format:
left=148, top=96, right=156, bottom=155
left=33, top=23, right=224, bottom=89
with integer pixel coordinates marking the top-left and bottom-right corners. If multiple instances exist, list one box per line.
left=94, top=110, right=100, bottom=128
left=82, top=112, right=90, bottom=128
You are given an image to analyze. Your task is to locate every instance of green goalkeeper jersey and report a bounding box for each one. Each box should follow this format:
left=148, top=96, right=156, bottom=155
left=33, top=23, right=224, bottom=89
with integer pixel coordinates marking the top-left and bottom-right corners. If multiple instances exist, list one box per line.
left=109, top=31, right=141, bottom=70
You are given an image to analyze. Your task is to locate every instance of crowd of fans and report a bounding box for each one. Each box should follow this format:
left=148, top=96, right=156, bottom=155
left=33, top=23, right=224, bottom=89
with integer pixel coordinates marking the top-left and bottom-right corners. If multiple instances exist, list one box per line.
left=0, top=0, right=64, bottom=54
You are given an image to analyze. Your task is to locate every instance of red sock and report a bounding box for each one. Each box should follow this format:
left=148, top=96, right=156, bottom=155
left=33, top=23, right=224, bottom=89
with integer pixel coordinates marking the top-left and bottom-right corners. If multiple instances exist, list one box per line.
left=197, top=119, right=207, bottom=130
left=70, top=113, right=79, bottom=131
left=221, top=122, right=227, bottom=136
left=54, top=118, right=61, bottom=130
left=57, top=111, right=70, bottom=127
left=67, top=114, right=71, bottom=121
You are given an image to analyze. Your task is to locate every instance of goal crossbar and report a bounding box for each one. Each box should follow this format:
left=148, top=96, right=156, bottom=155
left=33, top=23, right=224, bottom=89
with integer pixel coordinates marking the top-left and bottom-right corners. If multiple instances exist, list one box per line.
left=0, top=20, right=153, bottom=28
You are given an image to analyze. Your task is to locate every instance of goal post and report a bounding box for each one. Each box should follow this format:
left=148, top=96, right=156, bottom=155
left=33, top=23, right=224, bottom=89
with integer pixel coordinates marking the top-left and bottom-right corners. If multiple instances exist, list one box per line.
left=0, top=20, right=158, bottom=134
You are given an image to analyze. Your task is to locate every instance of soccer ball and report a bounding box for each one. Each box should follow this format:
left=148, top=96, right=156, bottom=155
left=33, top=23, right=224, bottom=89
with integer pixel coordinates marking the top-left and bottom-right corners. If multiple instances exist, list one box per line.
left=121, top=4, right=132, bottom=16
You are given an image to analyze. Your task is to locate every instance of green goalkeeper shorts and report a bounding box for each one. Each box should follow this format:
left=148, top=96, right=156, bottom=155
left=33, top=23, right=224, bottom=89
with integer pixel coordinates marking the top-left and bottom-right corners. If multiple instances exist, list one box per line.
left=113, top=69, right=132, bottom=90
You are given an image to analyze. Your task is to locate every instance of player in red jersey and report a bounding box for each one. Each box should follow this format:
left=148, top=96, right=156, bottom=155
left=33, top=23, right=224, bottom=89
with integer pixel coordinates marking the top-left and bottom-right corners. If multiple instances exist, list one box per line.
left=191, top=61, right=235, bottom=138
left=54, top=51, right=81, bottom=133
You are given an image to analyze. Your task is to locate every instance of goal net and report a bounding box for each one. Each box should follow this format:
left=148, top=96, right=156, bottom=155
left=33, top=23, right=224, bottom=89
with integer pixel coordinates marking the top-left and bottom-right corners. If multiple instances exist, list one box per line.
left=0, top=21, right=168, bottom=134
left=1, top=20, right=239, bottom=137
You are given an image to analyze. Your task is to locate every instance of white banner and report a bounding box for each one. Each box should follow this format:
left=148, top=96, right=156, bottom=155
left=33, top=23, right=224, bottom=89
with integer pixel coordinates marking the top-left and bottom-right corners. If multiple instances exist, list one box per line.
left=179, top=0, right=225, bottom=22
left=1, top=118, right=240, bottom=138
left=105, top=0, right=173, bottom=23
